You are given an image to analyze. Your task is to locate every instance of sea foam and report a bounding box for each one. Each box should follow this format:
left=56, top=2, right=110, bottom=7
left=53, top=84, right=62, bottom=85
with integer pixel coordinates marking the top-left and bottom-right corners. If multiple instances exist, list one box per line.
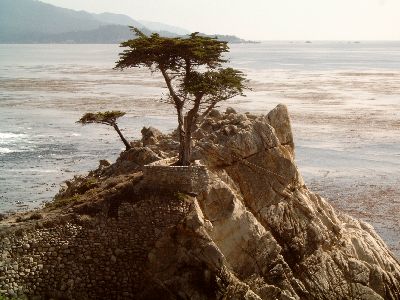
left=0, top=132, right=27, bottom=144
left=0, top=147, right=13, bottom=154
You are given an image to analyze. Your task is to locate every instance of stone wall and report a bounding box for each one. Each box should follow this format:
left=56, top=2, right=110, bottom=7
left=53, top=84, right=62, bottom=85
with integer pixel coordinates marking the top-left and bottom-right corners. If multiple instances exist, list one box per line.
left=142, top=159, right=210, bottom=194
left=0, top=194, right=192, bottom=299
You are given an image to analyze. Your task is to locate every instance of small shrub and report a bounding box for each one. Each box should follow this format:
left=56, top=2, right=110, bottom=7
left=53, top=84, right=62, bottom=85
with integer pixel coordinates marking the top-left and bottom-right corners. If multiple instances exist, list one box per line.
left=28, top=212, right=43, bottom=220
left=54, top=176, right=99, bottom=202
left=15, top=212, right=44, bottom=223
left=0, top=294, right=25, bottom=300
left=45, top=194, right=82, bottom=209
left=175, top=192, right=187, bottom=202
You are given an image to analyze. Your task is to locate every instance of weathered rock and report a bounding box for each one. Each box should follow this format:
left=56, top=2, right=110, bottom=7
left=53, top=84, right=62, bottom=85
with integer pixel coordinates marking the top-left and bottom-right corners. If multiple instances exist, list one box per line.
left=118, top=147, right=160, bottom=166
left=98, top=159, right=111, bottom=168
left=226, top=107, right=237, bottom=114
left=208, top=109, right=223, bottom=119
left=94, top=146, right=162, bottom=176
left=266, top=104, right=295, bottom=156
left=0, top=104, right=399, bottom=299
left=141, top=126, right=163, bottom=146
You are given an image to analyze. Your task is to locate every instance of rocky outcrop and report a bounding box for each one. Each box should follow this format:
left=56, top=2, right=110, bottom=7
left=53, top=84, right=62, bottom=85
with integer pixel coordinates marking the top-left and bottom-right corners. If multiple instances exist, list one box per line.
left=141, top=126, right=163, bottom=147
left=0, top=105, right=399, bottom=299
left=190, top=106, right=400, bottom=299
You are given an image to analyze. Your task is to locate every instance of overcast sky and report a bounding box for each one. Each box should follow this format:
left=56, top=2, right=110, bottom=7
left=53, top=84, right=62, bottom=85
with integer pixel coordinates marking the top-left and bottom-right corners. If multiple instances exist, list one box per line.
left=40, top=0, right=400, bottom=40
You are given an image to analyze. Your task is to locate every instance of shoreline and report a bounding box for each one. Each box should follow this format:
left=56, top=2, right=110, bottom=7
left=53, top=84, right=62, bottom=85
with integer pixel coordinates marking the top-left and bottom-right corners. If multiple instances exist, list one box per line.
left=0, top=43, right=399, bottom=257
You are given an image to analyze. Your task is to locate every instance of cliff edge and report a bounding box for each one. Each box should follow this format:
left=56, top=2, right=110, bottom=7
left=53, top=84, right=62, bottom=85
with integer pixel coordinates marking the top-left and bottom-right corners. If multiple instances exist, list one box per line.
left=0, top=105, right=399, bottom=299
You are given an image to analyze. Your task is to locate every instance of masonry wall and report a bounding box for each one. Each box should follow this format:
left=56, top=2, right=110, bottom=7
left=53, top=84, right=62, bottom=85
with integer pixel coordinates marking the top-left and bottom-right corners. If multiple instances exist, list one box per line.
left=143, top=163, right=210, bottom=194
left=0, top=194, right=192, bottom=299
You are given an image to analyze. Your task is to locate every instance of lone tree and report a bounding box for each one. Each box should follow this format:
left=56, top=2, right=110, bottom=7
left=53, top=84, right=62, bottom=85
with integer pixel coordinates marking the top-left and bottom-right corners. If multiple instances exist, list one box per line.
left=115, top=28, right=247, bottom=165
left=77, top=111, right=131, bottom=150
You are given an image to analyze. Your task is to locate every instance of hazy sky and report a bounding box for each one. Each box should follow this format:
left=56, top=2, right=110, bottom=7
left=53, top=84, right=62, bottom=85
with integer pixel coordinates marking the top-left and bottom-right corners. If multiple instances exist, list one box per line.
left=40, top=0, right=400, bottom=40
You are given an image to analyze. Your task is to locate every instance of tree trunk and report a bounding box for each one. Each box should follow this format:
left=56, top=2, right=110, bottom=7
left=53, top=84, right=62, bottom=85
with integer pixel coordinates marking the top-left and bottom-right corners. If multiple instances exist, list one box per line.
left=159, top=67, right=186, bottom=165
left=176, top=107, right=186, bottom=165
left=180, top=98, right=201, bottom=166
left=182, top=115, right=192, bottom=166
left=199, top=101, right=217, bottom=123
left=113, top=123, right=131, bottom=151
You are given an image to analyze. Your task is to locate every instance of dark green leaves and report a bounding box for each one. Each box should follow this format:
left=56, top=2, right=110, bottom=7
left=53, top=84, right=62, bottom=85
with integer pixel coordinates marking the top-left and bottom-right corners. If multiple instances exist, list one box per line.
left=115, top=27, right=248, bottom=164
left=115, top=27, right=247, bottom=112
left=184, top=68, right=247, bottom=101
left=77, top=111, right=126, bottom=126
left=115, top=28, right=229, bottom=71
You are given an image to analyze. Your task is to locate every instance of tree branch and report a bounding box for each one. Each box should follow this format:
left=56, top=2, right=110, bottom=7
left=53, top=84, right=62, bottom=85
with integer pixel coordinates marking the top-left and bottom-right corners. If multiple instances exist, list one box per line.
left=160, top=66, right=182, bottom=108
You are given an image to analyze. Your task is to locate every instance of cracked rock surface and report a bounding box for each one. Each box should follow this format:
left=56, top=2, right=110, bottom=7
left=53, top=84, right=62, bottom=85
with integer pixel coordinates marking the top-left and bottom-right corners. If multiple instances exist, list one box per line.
left=0, top=105, right=399, bottom=299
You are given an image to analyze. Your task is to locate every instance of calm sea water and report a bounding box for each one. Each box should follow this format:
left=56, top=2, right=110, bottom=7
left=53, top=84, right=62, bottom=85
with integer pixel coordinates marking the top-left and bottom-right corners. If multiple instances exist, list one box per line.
left=1, top=42, right=400, bottom=213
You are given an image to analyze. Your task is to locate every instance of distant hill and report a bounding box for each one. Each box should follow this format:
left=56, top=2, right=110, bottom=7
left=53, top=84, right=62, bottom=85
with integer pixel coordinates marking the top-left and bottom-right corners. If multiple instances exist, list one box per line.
left=138, top=20, right=190, bottom=36
left=0, top=0, right=105, bottom=39
left=199, top=34, right=254, bottom=44
left=0, top=0, right=178, bottom=43
left=20, top=25, right=178, bottom=44
left=0, top=0, right=252, bottom=44
left=92, top=12, right=142, bottom=27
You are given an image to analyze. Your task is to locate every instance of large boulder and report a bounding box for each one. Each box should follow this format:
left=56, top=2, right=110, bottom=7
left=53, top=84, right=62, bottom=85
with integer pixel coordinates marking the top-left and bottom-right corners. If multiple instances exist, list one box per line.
left=141, top=126, right=163, bottom=146
left=187, top=104, right=400, bottom=299
left=266, top=104, right=295, bottom=155
left=0, top=104, right=399, bottom=300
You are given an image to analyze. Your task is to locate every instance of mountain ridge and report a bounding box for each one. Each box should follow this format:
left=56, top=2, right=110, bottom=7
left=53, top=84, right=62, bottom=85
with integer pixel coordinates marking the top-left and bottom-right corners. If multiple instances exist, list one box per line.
left=0, top=0, right=251, bottom=43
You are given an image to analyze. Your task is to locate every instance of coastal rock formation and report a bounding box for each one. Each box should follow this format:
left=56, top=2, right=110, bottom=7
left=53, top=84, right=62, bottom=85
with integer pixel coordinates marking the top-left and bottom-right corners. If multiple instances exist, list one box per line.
left=0, top=105, right=399, bottom=299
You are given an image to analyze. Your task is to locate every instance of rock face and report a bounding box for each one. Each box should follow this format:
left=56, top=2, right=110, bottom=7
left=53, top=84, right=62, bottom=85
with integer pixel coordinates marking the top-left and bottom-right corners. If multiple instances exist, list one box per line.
left=0, top=105, right=399, bottom=299
left=141, top=126, right=163, bottom=146
left=190, top=105, right=400, bottom=299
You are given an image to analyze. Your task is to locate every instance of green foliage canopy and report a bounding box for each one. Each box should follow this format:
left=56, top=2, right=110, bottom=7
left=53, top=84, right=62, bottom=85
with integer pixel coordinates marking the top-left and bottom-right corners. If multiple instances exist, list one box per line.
left=115, top=28, right=248, bottom=164
left=116, top=28, right=229, bottom=71
left=77, top=111, right=126, bottom=126
left=77, top=110, right=131, bottom=150
left=115, top=28, right=247, bottom=110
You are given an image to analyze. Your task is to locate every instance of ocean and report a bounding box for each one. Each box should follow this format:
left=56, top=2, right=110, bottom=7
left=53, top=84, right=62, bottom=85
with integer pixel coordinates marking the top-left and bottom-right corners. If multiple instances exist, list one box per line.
left=0, top=42, right=399, bottom=254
